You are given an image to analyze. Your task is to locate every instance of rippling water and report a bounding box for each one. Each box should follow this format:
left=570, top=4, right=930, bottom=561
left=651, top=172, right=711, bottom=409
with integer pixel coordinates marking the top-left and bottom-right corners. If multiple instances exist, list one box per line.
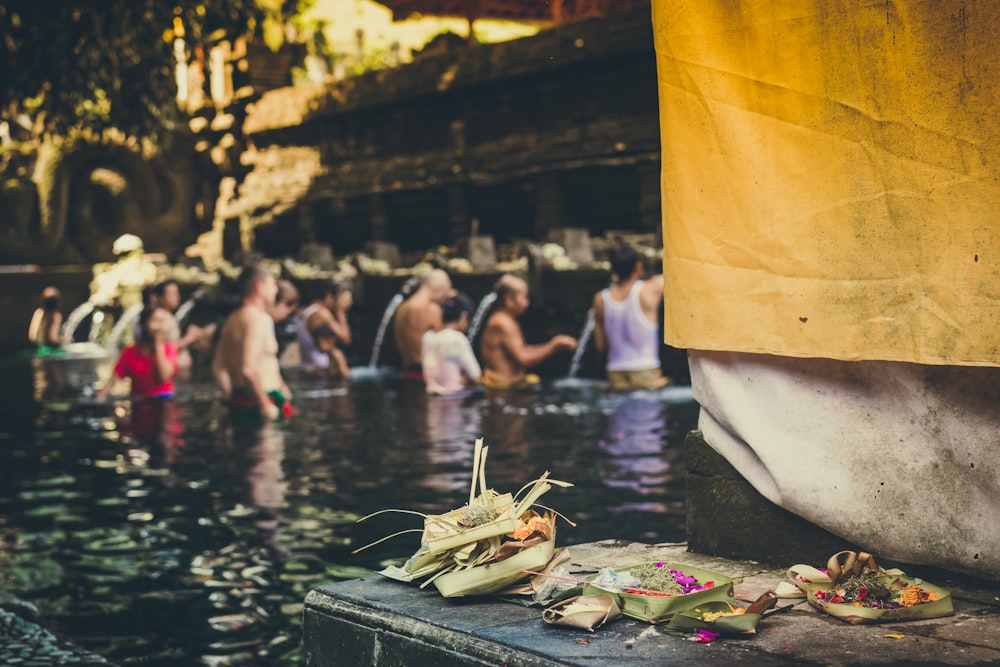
left=0, top=354, right=698, bottom=665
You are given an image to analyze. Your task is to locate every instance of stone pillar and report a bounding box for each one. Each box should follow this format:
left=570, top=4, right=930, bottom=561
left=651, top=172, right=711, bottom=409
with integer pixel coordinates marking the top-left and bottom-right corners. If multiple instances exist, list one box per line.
left=370, top=192, right=387, bottom=242
left=298, top=204, right=316, bottom=245
left=448, top=183, right=470, bottom=241
left=534, top=172, right=564, bottom=240
left=637, top=160, right=662, bottom=239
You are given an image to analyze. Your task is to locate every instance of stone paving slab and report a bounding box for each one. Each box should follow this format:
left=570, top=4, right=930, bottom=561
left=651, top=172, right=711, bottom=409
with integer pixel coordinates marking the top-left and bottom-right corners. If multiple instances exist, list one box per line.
left=304, top=541, right=1000, bottom=667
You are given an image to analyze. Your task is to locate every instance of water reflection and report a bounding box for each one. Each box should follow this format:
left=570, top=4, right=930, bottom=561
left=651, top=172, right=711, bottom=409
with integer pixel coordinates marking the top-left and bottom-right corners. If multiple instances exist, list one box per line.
left=0, top=356, right=698, bottom=665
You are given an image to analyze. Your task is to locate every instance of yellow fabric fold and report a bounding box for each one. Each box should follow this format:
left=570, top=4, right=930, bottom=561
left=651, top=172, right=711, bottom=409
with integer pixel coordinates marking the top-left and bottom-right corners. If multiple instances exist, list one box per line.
left=653, top=0, right=1000, bottom=365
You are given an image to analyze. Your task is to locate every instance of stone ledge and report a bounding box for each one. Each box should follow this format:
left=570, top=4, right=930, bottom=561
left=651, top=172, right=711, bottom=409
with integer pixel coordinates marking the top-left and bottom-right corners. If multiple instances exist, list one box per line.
left=303, top=541, right=1000, bottom=666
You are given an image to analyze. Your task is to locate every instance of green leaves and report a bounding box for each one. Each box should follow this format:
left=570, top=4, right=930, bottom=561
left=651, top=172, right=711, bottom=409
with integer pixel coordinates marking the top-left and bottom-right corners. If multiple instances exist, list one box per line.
left=0, top=0, right=306, bottom=141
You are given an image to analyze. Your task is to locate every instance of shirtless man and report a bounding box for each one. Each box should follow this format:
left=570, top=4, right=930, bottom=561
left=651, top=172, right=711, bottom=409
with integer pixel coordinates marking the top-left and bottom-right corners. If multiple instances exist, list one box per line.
left=212, top=265, right=291, bottom=423
left=591, top=245, right=670, bottom=390
left=479, top=275, right=577, bottom=388
left=391, top=268, right=454, bottom=378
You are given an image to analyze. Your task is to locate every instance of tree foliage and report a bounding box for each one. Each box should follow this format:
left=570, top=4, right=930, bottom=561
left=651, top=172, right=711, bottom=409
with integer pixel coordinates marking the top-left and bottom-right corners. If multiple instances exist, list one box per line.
left=0, top=0, right=304, bottom=142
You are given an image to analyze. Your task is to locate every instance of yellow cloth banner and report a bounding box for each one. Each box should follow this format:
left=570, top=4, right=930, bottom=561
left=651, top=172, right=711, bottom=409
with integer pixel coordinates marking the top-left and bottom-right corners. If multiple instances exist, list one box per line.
left=653, top=0, right=1000, bottom=366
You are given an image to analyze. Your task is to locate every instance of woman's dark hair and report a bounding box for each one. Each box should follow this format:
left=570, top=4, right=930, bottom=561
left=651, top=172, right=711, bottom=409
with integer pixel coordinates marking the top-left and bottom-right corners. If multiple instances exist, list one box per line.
left=442, top=292, right=475, bottom=323
left=138, top=305, right=160, bottom=328
left=609, top=245, right=641, bottom=281
left=41, top=287, right=61, bottom=312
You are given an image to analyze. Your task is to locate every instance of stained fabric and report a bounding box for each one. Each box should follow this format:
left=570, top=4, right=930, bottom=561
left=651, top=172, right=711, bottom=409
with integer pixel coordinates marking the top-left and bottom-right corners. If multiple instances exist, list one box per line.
left=652, top=0, right=1000, bottom=366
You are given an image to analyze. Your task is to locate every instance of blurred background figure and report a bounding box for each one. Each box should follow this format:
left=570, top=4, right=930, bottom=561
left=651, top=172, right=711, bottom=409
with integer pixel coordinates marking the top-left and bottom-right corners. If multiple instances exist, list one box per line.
left=393, top=268, right=453, bottom=379
left=591, top=245, right=670, bottom=390
left=99, top=305, right=179, bottom=399
left=480, top=275, right=576, bottom=389
left=310, top=324, right=350, bottom=379
left=295, top=279, right=353, bottom=373
left=28, top=286, right=65, bottom=350
left=422, top=292, right=481, bottom=395
left=271, top=278, right=301, bottom=363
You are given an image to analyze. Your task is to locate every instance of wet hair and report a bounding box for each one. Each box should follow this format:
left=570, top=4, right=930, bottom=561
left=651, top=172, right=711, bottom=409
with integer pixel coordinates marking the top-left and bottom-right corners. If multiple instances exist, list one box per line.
left=277, top=279, right=300, bottom=306
left=41, top=286, right=61, bottom=312
left=237, top=264, right=273, bottom=299
left=319, top=279, right=347, bottom=301
left=495, top=275, right=525, bottom=304
left=442, top=292, right=474, bottom=323
left=152, top=279, right=179, bottom=298
left=609, top=245, right=641, bottom=281
left=312, top=323, right=336, bottom=341
left=138, top=305, right=160, bottom=329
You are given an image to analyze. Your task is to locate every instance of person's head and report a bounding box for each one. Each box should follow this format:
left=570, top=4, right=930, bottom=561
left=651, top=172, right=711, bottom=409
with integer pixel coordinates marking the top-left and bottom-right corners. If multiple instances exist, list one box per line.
left=319, top=279, right=352, bottom=312
left=497, top=275, right=530, bottom=316
left=138, top=305, right=170, bottom=341
left=312, top=323, right=337, bottom=353
left=41, top=286, right=61, bottom=312
left=270, top=279, right=300, bottom=323
left=153, top=280, right=182, bottom=312
left=441, top=292, right=475, bottom=332
left=237, top=264, right=277, bottom=307
left=422, top=268, right=454, bottom=305
left=609, top=245, right=642, bottom=282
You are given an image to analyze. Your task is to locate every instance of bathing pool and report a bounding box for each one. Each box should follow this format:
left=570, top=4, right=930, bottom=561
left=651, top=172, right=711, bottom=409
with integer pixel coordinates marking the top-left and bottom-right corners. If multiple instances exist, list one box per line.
left=0, top=352, right=698, bottom=665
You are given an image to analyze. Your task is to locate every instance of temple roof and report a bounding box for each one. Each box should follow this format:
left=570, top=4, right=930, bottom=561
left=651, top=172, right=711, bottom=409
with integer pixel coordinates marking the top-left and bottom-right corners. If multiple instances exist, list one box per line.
left=374, top=0, right=648, bottom=25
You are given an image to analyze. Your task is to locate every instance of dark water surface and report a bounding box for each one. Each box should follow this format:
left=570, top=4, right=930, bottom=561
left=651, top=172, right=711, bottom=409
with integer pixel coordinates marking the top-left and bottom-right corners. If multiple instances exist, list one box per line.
left=0, top=352, right=698, bottom=665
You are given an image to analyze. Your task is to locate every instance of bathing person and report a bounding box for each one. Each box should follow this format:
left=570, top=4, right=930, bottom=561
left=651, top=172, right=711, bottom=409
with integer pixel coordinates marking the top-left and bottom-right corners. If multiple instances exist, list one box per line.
left=212, top=264, right=292, bottom=424
left=479, top=275, right=577, bottom=388
left=295, top=279, right=352, bottom=373
left=270, top=279, right=300, bottom=325
left=28, top=286, right=64, bottom=349
left=392, top=268, right=454, bottom=379
left=310, top=324, right=350, bottom=380
left=422, top=292, right=481, bottom=395
left=591, top=245, right=671, bottom=390
left=98, top=305, right=178, bottom=399
left=151, top=279, right=216, bottom=368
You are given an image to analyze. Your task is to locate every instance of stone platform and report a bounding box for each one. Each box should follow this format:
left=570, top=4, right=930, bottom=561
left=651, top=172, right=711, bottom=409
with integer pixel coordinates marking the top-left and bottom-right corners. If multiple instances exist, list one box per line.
left=303, top=541, right=1000, bottom=666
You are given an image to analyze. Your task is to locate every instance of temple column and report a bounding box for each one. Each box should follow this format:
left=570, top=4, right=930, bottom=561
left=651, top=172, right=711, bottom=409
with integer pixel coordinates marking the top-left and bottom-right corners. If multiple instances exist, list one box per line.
left=534, top=171, right=564, bottom=240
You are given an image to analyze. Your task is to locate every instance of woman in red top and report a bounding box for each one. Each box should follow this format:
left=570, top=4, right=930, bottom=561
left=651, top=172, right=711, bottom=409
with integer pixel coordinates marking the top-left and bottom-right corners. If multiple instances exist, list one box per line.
left=99, top=306, right=179, bottom=399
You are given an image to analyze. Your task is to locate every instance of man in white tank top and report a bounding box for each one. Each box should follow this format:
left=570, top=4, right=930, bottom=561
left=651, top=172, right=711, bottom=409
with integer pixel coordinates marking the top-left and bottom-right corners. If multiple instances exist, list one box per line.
left=592, top=245, right=670, bottom=390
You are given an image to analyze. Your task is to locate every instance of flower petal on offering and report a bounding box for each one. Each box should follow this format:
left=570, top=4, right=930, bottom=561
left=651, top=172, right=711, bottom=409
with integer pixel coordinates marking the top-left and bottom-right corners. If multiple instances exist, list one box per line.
left=789, top=551, right=954, bottom=624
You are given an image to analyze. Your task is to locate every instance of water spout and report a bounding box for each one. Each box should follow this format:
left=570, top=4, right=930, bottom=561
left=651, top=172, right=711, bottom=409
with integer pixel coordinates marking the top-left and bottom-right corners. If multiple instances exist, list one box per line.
left=88, top=310, right=106, bottom=343
left=105, top=302, right=145, bottom=350
left=567, top=308, right=595, bottom=378
left=368, top=292, right=405, bottom=368
left=466, top=292, right=497, bottom=342
left=174, top=298, right=197, bottom=327
left=174, top=286, right=207, bottom=328
left=62, top=302, right=96, bottom=343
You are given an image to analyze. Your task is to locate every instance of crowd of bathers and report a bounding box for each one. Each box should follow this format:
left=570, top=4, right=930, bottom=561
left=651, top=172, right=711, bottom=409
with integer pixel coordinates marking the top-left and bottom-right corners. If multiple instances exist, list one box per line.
left=29, top=244, right=670, bottom=422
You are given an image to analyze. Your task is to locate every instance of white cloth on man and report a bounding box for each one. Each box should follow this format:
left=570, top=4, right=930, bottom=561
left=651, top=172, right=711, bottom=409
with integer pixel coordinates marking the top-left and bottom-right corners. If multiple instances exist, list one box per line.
left=601, top=280, right=660, bottom=372
left=691, top=350, right=1000, bottom=579
left=295, top=303, right=328, bottom=370
left=421, top=329, right=481, bottom=395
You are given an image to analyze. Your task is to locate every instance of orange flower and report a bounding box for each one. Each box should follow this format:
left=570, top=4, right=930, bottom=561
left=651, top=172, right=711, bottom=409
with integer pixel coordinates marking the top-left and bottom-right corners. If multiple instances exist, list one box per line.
left=511, top=515, right=549, bottom=540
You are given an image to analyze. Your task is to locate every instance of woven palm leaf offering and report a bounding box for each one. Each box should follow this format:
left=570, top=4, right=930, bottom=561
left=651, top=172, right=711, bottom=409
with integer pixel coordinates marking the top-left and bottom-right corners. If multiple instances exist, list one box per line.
left=582, top=561, right=736, bottom=624
left=665, top=591, right=778, bottom=641
left=355, top=437, right=574, bottom=598
left=777, top=550, right=953, bottom=624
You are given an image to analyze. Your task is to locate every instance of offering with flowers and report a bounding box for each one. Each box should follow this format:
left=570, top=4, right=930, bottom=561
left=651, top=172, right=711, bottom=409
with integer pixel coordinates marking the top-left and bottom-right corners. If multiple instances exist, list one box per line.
left=780, top=550, right=953, bottom=624
left=356, top=438, right=573, bottom=598
left=583, top=561, right=735, bottom=623
left=666, top=591, right=778, bottom=640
